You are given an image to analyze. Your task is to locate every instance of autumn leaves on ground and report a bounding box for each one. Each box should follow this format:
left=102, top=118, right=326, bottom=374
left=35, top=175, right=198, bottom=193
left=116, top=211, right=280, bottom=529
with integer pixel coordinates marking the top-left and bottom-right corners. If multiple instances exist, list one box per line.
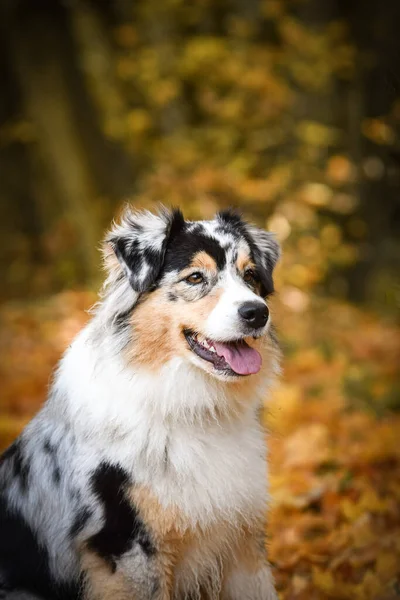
left=0, top=291, right=399, bottom=600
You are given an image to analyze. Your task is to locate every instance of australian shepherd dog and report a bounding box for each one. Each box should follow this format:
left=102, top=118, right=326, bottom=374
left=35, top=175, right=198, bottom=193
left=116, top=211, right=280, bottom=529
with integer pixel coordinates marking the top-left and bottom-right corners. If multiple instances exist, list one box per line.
left=0, top=207, right=281, bottom=600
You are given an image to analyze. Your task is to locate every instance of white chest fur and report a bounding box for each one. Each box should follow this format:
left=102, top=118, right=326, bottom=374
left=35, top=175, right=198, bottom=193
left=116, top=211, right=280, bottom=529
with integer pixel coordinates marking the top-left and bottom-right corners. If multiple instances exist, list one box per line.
left=54, top=326, right=269, bottom=529
left=134, top=412, right=268, bottom=529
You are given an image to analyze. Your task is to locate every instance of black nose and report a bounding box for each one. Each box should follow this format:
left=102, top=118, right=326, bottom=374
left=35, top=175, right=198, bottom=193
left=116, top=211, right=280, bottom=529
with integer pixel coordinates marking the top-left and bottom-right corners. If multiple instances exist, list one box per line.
left=238, top=301, right=269, bottom=329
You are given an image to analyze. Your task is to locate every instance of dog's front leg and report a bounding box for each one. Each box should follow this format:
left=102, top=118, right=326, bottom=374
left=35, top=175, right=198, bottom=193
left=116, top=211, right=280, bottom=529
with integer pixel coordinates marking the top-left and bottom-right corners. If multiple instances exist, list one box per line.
left=221, top=527, right=277, bottom=600
left=222, top=565, right=277, bottom=600
left=81, top=545, right=172, bottom=600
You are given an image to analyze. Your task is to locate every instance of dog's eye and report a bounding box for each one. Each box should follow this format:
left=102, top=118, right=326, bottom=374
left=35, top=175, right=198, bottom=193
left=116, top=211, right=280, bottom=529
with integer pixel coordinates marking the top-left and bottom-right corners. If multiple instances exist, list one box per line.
left=243, top=269, right=258, bottom=284
left=186, top=272, right=204, bottom=285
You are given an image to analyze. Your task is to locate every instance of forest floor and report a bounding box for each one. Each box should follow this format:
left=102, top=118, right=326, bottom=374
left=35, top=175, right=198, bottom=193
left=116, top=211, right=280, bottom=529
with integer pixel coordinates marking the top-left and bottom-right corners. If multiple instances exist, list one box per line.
left=0, top=291, right=399, bottom=600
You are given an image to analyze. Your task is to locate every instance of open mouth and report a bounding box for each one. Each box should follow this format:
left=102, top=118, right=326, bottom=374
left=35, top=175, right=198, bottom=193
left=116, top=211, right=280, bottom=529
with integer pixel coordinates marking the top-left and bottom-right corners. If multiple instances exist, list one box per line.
left=184, top=330, right=262, bottom=376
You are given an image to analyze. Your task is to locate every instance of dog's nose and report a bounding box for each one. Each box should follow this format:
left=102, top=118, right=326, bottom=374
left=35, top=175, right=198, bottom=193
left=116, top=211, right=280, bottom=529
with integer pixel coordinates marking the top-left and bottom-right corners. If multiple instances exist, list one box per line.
left=238, top=301, right=269, bottom=329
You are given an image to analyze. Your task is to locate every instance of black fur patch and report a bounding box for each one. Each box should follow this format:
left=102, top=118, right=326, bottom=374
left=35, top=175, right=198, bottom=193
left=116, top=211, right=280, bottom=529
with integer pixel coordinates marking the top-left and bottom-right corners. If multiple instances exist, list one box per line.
left=186, top=222, right=204, bottom=236
left=13, top=448, right=30, bottom=491
left=112, top=233, right=160, bottom=294
left=1, top=440, right=30, bottom=492
left=88, top=462, right=155, bottom=571
left=216, top=208, right=245, bottom=236
left=167, top=208, right=185, bottom=238
left=53, top=466, right=61, bottom=485
left=113, top=305, right=135, bottom=332
left=0, top=494, right=81, bottom=600
left=43, top=439, right=57, bottom=455
left=0, top=441, right=19, bottom=464
left=163, top=225, right=227, bottom=273
left=70, top=507, right=92, bottom=538
left=110, top=208, right=185, bottom=294
left=43, top=439, right=62, bottom=487
left=217, top=209, right=276, bottom=296
left=247, top=241, right=275, bottom=297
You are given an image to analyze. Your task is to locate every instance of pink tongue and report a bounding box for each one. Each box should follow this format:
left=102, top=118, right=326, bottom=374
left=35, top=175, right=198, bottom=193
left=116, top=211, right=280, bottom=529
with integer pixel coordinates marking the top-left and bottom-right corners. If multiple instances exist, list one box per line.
left=213, top=341, right=262, bottom=375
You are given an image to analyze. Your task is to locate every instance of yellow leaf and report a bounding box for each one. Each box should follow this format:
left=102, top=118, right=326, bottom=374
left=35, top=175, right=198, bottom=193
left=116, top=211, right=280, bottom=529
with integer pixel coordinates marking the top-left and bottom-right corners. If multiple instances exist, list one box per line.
left=300, top=183, right=333, bottom=207
left=296, top=121, right=340, bottom=146
left=292, top=574, right=309, bottom=594
left=321, top=224, right=342, bottom=248
left=312, top=567, right=335, bottom=593
left=376, top=552, right=398, bottom=581
left=326, top=155, right=354, bottom=184
left=284, top=424, right=330, bottom=467
left=266, top=383, right=302, bottom=433
left=359, top=570, right=385, bottom=600
left=362, top=118, right=395, bottom=145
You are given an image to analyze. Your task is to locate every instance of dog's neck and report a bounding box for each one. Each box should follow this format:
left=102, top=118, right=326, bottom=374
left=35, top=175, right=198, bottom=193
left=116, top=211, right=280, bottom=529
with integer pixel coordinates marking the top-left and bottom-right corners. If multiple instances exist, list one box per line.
left=42, top=320, right=272, bottom=528
left=50, top=321, right=268, bottom=442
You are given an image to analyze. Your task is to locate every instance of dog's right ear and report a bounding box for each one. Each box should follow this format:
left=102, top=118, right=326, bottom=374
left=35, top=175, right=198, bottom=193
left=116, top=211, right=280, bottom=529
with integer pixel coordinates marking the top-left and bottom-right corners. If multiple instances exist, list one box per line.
left=245, top=224, right=281, bottom=297
left=105, top=206, right=184, bottom=293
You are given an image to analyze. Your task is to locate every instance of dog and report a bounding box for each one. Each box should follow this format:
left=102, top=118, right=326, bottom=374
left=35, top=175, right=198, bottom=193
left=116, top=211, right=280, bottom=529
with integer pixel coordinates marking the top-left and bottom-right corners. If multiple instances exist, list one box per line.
left=0, top=207, right=281, bottom=600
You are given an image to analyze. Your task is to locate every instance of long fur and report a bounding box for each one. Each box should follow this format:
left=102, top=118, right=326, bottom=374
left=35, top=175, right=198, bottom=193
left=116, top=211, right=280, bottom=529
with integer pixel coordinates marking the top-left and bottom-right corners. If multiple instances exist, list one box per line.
left=0, top=207, right=281, bottom=600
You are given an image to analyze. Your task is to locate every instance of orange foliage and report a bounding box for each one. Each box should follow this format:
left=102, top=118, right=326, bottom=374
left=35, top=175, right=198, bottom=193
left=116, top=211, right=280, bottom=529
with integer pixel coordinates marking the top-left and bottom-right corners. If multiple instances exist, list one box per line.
left=0, top=291, right=399, bottom=599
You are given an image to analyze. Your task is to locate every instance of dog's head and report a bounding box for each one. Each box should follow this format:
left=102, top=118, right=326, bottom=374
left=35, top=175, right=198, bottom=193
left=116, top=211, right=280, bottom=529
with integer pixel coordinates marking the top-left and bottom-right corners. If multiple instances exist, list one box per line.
left=104, top=207, right=280, bottom=382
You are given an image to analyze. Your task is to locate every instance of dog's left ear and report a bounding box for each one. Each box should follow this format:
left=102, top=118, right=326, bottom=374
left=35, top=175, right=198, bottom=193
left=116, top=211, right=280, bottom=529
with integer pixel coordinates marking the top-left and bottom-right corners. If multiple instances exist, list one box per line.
left=246, top=224, right=281, bottom=297
left=106, top=206, right=184, bottom=292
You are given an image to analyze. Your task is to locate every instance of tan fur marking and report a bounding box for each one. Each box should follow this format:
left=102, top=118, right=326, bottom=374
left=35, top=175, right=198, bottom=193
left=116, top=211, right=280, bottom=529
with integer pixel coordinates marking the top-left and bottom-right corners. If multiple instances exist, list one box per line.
left=190, top=251, right=217, bottom=272
left=127, top=288, right=177, bottom=371
left=127, top=287, right=224, bottom=373
left=221, top=522, right=270, bottom=596
left=131, top=486, right=269, bottom=598
left=81, top=550, right=135, bottom=600
left=131, top=486, right=185, bottom=537
left=175, top=286, right=224, bottom=330
left=234, top=524, right=267, bottom=572
left=236, top=251, right=263, bottom=294
left=130, top=486, right=187, bottom=597
left=236, top=250, right=255, bottom=274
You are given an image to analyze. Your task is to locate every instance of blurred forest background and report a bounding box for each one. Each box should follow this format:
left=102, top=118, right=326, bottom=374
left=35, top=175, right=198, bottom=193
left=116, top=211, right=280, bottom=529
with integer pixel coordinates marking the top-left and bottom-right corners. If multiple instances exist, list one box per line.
left=0, top=0, right=399, bottom=599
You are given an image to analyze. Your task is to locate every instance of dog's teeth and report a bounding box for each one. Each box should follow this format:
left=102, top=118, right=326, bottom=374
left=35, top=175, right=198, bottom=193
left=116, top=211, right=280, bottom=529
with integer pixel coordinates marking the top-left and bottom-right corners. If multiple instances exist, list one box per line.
left=195, top=335, right=216, bottom=352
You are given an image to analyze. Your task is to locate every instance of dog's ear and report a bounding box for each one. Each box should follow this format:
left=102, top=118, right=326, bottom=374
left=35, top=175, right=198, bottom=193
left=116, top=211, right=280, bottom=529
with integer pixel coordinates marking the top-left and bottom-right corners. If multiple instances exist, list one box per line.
left=246, top=224, right=281, bottom=297
left=106, top=206, right=184, bottom=292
